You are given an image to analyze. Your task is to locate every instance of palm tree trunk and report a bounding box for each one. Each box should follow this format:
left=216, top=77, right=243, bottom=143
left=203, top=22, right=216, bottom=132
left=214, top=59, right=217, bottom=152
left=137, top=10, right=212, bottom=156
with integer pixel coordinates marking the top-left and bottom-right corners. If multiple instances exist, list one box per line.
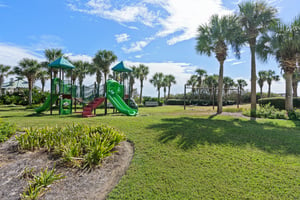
left=28, top=79, right=33, bottom=106
left=260, top=86, right=263, bottom=99
left=268, top=83, right=271, bottom=97
left=292, top=80, right=298, bottom=97
left=104, top=73, right=107, bottom=115
left=168, top=86, right=171, bottom=100
left=285, top=72, right=293, bottom=111
left=217, top=61, right=224, bottom=114
left=164, top=87, right=166, bottom=100
left=250, top=43, right=257, bottom=117
left=140, top=80, right=143, bottom=104
left=158, top=87, right=160, bottom=102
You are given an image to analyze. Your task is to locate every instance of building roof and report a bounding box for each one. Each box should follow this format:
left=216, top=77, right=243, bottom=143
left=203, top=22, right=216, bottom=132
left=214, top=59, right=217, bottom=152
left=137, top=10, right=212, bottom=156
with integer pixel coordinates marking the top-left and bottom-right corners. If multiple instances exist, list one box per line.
left=1, top=79, right=28, bottom=89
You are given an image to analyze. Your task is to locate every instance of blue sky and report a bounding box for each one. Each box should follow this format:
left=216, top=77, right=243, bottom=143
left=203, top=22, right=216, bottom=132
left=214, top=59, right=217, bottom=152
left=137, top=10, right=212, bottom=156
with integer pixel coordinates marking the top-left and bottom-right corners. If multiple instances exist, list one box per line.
left=0, top=0, right=299, bottom=96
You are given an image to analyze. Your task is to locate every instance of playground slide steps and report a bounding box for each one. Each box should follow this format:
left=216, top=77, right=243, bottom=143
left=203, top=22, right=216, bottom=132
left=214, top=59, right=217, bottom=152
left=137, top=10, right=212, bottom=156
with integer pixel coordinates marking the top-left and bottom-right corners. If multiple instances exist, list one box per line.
left=82, top=97, right=105, bottom=117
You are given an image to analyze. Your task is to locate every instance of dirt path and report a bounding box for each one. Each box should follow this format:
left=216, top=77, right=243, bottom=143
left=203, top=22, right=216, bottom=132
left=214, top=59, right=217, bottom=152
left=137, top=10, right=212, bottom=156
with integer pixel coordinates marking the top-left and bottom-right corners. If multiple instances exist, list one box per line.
left=0, top=136, right=134, bottom=200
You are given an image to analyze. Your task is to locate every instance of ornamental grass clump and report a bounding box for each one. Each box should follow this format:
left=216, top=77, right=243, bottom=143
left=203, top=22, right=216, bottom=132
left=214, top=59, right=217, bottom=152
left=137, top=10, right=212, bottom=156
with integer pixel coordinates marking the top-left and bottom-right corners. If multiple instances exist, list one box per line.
left=0, top=119, right=16, bottom=143
left=16, top=124, right=125, bottom=169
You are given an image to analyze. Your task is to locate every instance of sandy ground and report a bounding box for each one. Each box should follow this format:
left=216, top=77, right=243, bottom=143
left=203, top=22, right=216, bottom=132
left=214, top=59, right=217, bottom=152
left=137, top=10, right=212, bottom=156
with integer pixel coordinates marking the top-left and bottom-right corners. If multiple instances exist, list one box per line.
left=0, top=135, right=134, bottom=200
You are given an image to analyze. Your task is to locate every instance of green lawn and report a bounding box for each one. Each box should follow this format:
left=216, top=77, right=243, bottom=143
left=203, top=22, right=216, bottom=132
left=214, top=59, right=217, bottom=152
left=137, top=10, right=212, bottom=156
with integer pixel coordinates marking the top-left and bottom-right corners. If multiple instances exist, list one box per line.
left=1, top=105, right=300, bottom=199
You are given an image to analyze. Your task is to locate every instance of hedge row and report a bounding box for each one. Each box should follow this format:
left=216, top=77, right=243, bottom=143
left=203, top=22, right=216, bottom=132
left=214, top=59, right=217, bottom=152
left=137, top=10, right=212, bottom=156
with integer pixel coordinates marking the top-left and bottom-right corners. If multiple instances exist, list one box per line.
left=165, top=99, right=236, bottom=106
left=258, top=97, right=300, bottom=110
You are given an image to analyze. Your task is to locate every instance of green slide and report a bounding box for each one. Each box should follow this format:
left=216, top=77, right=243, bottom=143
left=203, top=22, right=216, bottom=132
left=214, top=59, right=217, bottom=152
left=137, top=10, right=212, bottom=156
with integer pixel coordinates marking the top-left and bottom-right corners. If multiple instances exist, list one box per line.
left=107, top=80, right=138, bottom=116
left=35, top=94, right=59, bottom=113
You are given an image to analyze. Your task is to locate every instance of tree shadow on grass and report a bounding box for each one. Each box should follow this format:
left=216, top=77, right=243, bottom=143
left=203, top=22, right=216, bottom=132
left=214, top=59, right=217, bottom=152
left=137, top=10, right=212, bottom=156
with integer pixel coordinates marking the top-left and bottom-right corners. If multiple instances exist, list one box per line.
left=148, top=116, right=300, bottom=155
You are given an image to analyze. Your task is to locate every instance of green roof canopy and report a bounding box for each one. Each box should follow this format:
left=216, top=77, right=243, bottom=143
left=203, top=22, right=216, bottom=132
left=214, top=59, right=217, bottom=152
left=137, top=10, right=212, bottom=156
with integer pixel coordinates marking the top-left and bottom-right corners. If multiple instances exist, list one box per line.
left=112, top=61, right=132, bottom=72
left=48, top=57, right=75, bottom=69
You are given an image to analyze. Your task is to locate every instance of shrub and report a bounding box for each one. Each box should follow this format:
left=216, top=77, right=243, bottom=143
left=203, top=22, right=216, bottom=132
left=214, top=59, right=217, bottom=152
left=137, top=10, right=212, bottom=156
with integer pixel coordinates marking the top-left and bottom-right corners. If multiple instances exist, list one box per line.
left=243, top=103, right=287, bottom=119
left=0, top=119, right=16, bottom=143
left=16, top=124, right=125, bottom=169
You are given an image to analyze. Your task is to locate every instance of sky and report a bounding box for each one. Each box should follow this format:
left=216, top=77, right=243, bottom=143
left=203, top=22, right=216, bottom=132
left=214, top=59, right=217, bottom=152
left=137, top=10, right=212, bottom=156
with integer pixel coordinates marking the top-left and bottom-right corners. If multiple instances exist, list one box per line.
left=0, top=0, right=299, bottom=97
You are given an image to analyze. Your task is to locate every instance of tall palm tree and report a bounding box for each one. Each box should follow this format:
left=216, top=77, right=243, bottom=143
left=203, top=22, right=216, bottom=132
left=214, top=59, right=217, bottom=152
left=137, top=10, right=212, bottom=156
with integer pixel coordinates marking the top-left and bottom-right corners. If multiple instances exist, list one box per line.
left=265, top=70, right=279, bottom=97
left=128, top=65, right=137, bottom=98
left=237, top=79, right=248, bottom=104
left=36, top=69, right=49, bottom=92
left=238, top=1, right=278, bottom=116
left=135, top=64, right=149, bottom=104
left=0, top=64, right=11, bottom=96
left=257, top=70, right=267, bottom=98
left=257, top=18, right=300, bottom=111
left=162, top=75, right=168, bottom=100
left=165, top=74, right=176, bottom=100
left=195, top=69, right=207, bottom=102
left=14, top=58, right=41, bottom=105
left=196, top=14, right=242, bottom=114
left=93, top=50, right=117, bottom=85
left=150, top=72, right=164, bottom=102
left=292, top=68, right=300, bottom=97
left=187, top=75, right=198, bottom=97
left=44, top=48, right=63, bottom=78
left=223, top=76, right=235, bottom=98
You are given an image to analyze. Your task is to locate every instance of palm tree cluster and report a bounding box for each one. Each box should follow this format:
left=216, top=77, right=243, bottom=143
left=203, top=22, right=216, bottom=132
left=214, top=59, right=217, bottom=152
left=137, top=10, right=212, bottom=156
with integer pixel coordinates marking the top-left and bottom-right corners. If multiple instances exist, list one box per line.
left=196, top=0, right=299, bottom=114
left=186, top=69, right=247, bottom=104
left=148, top=72, right=176, bottom=103
left=257, top=70, right=280, bottom=98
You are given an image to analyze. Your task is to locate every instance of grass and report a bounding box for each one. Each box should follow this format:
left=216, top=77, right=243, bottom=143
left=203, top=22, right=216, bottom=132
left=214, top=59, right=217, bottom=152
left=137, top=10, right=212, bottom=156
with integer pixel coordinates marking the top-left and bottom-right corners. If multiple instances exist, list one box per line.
left=1, top=105, right=300, bottom=199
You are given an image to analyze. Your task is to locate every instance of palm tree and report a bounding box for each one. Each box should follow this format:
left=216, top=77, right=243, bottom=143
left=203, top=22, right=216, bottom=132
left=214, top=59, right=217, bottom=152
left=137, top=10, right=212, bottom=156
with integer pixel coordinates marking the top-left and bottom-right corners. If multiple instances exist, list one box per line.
left=196, top=14, right=242, bottom=114
left=265, top=70, right=280, bottom=97
left=0, top=64, right=11, bottom=96
left=165, top=74, right=176, bottom=100
left=135, top=64, right=149, bottom=104
left=195, top=69, right=207, bottom=102
left=72, top=60, right=90, bottom=98
left=257, top=70, right=267, bottom=98
left=14, top=58, right=41, bottom=105
left=204, top=75, right=218, bottom=103
left=128, top=65, right=137, bottom=98
left=257, top=18, right=300, bottom=111
left=187, top=75, right=198, bottom=97
left=292, top=68, right=300, bottom=97
left=44, top=48, right=63, bottom=78
left=162, top=75, right=168, bottom=100
left=223, top=76, right=235, bottom=98
left=36, top=69, right=49, bottom=92
left=150, top=72, right=164, bottom=102
left=238, top=1, right=278, bottom=116
left=237, top=79, right=248, bottom=105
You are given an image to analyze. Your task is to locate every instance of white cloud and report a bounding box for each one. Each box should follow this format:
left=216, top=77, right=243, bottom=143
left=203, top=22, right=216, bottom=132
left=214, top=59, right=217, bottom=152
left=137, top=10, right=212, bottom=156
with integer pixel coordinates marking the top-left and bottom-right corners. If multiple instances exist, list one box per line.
left=0, top=43, right=43, bottom=66
left=232, top=61, right=246, bottom=65
left=65, top=53, right=93, bottom=63
left=68, top=0, right=159, bottom=27
left=0, top=3, right=7, bottom=7
left=154, top=0, right=232, bottom=45
left=122, top=37, right=155, bottom=53
left=115, top=33, right=130, bottom=43
left=69, top=0, right=233, bottom=52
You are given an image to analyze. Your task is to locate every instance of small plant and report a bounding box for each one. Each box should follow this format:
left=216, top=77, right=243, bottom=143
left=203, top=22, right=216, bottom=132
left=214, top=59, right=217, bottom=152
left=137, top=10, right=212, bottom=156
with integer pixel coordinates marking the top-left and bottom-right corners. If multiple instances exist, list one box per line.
left=0, top=119, right=16, bottom=143
left=21, top=165, right=64, bottom=200
left=16, top=124, right=125, bottom=169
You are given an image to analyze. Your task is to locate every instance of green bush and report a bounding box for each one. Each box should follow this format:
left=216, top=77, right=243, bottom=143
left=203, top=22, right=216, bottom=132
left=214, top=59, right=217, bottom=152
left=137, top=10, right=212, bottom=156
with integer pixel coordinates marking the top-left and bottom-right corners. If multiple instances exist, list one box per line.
left=243, top=103, right=287, bottom=119
left=0, top=119, right=16, bottom=143
left=16, top=124, right=125, bottom=169
left=258, top=97, right=300, bottom=110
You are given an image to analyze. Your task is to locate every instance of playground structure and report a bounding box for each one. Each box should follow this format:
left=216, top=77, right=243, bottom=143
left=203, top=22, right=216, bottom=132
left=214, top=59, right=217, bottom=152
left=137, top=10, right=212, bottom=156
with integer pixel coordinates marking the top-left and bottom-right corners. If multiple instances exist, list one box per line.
left=35, top=57, right=76, bottom=115
left=183, top=84, right=240, bottom=110
left=35, top=59, right=138, bottom=117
